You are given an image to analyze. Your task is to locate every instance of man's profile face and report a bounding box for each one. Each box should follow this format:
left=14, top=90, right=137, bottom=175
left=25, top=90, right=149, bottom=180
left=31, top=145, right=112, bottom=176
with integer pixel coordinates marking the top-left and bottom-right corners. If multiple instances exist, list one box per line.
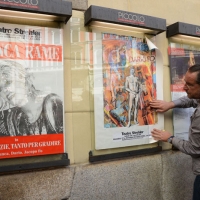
left=183, top=71, right=200, bottom=99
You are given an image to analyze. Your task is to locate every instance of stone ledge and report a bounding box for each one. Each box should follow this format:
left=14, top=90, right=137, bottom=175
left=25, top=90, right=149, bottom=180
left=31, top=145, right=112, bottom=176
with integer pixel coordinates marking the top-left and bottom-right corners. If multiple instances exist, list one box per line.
left=0, top=151, right=195, bottom=200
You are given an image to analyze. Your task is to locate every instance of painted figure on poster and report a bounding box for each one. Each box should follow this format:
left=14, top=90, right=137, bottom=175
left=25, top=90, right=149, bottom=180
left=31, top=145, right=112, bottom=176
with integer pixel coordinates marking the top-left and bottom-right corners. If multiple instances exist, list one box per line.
left=0, top=60, right=63, bottom=136
left=102, top=33, right=156, bottom=128
left=108, top=46, right=126, bottom=105
left=125, top=67, right=140, bottom=127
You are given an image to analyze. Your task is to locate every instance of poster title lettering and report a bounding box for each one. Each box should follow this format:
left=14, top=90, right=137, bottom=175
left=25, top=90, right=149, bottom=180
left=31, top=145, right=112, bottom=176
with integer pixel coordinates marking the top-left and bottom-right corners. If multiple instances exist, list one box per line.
left=0, top=27, right=40, bottom=35
left=0, top=140, right=61, bottom=150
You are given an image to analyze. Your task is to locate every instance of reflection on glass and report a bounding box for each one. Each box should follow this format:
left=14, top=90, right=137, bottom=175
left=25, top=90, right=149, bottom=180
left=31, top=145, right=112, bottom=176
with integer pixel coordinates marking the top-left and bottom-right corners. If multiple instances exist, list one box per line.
left=168, top=42, right=200, bottom=140
left=169, top=44, right=200, bottom=87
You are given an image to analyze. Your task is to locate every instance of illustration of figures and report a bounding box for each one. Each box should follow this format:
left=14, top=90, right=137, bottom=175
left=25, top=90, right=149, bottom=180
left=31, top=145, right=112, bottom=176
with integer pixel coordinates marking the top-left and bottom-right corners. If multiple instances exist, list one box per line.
left=119, top=46, right=126, bottom=67
left=110, top=98, right=127, bottom=127
left=136, top=65, right=156, bottom=125
left=0, top=60, right=63, bottom=136
left=109, top=46, right=126, bottom=105
left=102, top=33, right=156, bottom=128
left=108, top=49, right=120, bottom=104
left=125, top=67, right=140, bottom=127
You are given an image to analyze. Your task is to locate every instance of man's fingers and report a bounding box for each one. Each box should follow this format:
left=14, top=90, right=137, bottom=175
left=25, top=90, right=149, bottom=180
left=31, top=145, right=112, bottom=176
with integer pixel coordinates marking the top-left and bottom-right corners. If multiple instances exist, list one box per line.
left=149, top=102, right=163, bottom=108
left=151, top=132, right=159, bottom=140
left=151, top=131, right=159, bottom=136
left=155, top=109, right=164, bottom=113
left=150, top=103, right=162, bottom=107
left=152, top=128, right=160, bottom=132
left=151, top=129, right=162, bottom=135
left=150, top=100, right=162, bottom=104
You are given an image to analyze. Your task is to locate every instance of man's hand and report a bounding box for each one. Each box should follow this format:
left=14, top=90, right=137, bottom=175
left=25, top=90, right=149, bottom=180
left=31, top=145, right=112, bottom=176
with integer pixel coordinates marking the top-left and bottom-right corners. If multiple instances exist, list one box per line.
left=151, top=128, right=172, bottom=142
left=150, top=100, right=175, bottom=113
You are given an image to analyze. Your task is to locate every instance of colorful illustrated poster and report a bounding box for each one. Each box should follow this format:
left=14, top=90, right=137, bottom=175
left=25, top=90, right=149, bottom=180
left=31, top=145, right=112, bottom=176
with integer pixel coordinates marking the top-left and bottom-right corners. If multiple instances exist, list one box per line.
left=0, top=23, right=64, bottom=158
left=169, top=47, right=200, bottom=140
left=93, top=33, right=164, bottom=149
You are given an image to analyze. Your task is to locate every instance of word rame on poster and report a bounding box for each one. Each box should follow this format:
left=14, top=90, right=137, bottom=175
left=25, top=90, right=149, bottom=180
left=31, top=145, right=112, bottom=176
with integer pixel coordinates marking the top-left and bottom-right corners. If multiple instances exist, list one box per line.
left=0, top=43, right=61, bottom=60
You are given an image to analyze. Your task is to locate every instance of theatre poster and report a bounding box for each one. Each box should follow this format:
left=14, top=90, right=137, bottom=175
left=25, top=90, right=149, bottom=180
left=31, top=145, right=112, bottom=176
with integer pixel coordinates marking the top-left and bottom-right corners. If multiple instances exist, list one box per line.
left=169, top=47, right=200, bottom=140
left=0, top=22, right=64, bottom=158
left=93, top=33, right=164, bottom=149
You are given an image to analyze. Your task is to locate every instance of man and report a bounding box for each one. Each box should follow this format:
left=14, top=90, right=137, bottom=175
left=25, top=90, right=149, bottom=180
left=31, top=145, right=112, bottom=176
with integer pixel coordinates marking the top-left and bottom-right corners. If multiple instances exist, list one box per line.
left=125, top=67, right=140, bottom=127
left=150, top=64, right=200, bottom=200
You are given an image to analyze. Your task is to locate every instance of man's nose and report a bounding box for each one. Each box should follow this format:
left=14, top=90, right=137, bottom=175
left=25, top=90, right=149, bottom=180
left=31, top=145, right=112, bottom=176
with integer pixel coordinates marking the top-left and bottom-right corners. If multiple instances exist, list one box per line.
left=183, top=84, right=188, bottom=91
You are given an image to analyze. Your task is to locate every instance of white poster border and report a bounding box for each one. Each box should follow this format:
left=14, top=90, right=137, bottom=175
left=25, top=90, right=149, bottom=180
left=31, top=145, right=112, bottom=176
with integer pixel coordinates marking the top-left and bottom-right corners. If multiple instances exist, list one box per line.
left=93, top=31, right=164, bottom=150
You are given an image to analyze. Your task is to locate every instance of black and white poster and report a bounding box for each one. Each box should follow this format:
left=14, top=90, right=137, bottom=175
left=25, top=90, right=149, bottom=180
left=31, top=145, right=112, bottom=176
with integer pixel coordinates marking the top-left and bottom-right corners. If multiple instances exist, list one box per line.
left=0, top=22, right=64, bottom=158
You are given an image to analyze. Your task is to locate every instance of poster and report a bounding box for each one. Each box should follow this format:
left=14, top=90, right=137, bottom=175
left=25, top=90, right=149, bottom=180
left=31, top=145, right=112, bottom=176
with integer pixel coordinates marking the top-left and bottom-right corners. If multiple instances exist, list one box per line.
left=168, top=47, right=200, bottom=140
left=0, top=23, right=64, bottom=158
left=93, top=33, right=164, bottom=149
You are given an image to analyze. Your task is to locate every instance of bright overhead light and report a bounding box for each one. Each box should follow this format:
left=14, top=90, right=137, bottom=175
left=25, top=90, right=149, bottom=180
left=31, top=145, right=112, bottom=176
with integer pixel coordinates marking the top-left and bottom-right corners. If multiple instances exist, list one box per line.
left=170, top=34, right=200, bottom=45
left=89, top=21, right=158, bottom=35
left=0, top=9, right=66, bottom=22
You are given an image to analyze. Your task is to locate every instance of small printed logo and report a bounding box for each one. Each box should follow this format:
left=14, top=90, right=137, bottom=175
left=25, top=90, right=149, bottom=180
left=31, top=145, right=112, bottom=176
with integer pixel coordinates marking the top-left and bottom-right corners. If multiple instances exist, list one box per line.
left=196, top=27, right=200, bottom=35
left=14, top=28, right=40, bottom=36
left=118, top=12, right=145, bottom=25
left=0, top=27, right=41, bottom=36
left=0, top=27, right=12, bottom=33
left=1, top=0, right=39, bottom=6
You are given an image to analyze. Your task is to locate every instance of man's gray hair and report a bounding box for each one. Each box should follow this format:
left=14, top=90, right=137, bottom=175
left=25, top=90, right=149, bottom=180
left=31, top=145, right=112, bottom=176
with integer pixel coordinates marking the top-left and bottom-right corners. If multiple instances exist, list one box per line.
left=188, top=64, right=200, bottom=84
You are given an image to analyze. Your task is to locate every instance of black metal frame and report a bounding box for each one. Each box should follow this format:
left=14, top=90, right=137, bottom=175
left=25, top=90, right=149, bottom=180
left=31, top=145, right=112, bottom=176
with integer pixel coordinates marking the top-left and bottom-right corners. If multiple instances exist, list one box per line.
left=0, top=153, right=69, bottom=174
left=167, top=22, right=200, bottom=38
left=0, top=0, right=71, bottom=175
left=0, top=0, right=72, bottom=23
left=85, top=5, right=166, bottom=35
left=89, top=146, right=162, bottom=163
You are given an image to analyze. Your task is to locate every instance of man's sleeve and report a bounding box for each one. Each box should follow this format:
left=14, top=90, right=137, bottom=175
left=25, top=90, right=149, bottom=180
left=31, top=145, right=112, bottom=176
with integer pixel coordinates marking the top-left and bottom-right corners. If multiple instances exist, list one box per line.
left=172, top=137, right=200, bottom=156
left=172, top=108, right=200, bottom=156
left=173, top=96, right=198, bottom=108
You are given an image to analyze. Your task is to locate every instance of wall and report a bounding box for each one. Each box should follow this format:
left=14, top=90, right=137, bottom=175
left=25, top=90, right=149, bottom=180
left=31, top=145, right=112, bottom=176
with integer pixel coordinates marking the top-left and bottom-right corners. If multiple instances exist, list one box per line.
left=0, top=0, right=200, bottom=199
left=0, top=151, right=195, bottom=200
left=65, top=0, right=200, bottom=163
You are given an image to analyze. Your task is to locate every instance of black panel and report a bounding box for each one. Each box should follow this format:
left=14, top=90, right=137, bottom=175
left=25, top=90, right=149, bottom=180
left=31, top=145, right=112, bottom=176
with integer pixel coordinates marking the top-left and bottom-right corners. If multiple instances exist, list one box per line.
left=167, top=22, right=200, bottom=38
left=89, top=146, right=162, bottom=163
left=85, top=5, right=166, bottom=34
left=0, top=0, right=72, bottom=23
left=0, top=153, right=70, bottom=174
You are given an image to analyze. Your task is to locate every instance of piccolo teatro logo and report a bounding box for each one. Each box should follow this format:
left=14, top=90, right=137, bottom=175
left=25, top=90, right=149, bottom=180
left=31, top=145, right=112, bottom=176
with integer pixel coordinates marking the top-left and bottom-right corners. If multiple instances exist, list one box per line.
left=118, top=11, right=145, bottom=25
left=196, top=27, right=200, bottom=35
left=0, top=0, right=39, bottom=8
